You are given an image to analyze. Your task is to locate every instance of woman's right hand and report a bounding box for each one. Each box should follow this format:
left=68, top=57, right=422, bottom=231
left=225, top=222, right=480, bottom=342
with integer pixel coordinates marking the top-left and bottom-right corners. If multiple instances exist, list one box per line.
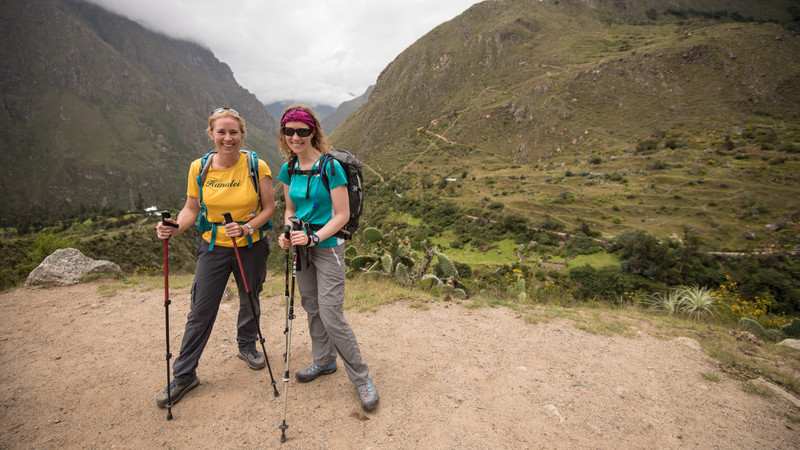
left=156, top=219, right=178, bottom=240
left=277, top=232, right=289, bottom=250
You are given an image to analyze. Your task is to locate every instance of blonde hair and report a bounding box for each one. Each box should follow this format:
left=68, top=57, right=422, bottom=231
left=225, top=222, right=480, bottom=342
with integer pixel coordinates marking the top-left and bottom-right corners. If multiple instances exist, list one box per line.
left=277, top=105, right=330, bottom=161
left=207, top=109, right=247, bottom=141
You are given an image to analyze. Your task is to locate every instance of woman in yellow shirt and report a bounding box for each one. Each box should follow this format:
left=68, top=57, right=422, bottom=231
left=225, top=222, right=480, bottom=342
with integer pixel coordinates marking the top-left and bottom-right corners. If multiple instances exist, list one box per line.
left=154, top=107, right=275, bottom=408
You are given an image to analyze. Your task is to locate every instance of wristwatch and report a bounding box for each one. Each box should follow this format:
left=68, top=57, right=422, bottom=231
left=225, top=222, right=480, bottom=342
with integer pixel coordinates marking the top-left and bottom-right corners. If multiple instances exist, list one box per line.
left=244, top=224, right=254, bottom=235
left=311, top=234, right=320, bottom=245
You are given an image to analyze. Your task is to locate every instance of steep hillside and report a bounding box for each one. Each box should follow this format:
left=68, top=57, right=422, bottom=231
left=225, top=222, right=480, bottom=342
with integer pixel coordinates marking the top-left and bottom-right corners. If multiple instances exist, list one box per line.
left=331, top=0, right=800, bottom=251
left=321, top=85, right=375, bottom=132
left=0, top=0, right=282, bottom=227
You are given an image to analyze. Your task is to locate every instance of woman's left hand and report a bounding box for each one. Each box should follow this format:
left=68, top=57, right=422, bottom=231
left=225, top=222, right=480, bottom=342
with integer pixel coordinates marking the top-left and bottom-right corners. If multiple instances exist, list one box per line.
left=287, top=230, right=312, bottom=247
left=223, top=221, right=243, bottom=237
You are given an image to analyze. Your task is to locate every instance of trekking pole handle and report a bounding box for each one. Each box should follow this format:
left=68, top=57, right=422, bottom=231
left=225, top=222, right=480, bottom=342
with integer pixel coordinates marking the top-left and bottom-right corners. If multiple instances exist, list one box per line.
left=289, top=216, right=302, bottom=232
left=222, top=212, right=234, bottom=225
left=160, top=211, right=179, bottom=228
left=159, top=211, right=179, bottom=239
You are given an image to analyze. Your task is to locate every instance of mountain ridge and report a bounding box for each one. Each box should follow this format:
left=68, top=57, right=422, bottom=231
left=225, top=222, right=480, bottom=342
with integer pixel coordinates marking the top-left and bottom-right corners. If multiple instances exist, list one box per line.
left=329, top=0, right=800, bottom=250
left=0, top=0, right=282, bottom=226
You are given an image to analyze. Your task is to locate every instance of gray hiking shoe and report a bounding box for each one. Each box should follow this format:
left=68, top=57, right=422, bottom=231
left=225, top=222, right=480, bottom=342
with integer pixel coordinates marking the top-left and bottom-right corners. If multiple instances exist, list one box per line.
left=295, top=361, right=337, bottom=382
left=357, top=376, right=379, bottom=412
left=156, top=376, right=199, bottom=408
left=238, top=348, right=266, bottom=370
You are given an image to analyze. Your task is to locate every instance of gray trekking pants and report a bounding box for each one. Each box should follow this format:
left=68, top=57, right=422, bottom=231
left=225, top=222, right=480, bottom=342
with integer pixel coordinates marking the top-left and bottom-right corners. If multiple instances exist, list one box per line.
left=297, top=244, right=369, bottom=386
left=172, top=238, right=269, bottom=383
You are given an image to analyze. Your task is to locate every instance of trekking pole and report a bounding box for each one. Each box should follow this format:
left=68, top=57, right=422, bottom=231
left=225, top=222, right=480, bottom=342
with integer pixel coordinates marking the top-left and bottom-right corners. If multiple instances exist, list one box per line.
left=222, top=213, right=280, bottom=397
left=279, top=222, right=298, bottom=443
left=160, top=211, right=179, bottom=420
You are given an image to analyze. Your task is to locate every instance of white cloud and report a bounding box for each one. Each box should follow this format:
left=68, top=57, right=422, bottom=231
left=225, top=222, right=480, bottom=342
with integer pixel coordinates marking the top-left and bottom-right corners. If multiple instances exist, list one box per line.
left=83, top=0, right=479, bottom=106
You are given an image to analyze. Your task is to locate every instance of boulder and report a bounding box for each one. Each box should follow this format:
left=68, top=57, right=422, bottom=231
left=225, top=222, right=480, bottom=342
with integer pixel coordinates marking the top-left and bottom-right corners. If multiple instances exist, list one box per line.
left=25, top=248, right=123, bottom=287
left=779, top=339, right=800, bottom=350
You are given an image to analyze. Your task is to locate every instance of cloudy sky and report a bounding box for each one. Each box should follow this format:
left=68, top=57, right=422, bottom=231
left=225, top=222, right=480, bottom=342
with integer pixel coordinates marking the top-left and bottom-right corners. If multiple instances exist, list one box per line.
left=85, top=0, right=479, bottom=107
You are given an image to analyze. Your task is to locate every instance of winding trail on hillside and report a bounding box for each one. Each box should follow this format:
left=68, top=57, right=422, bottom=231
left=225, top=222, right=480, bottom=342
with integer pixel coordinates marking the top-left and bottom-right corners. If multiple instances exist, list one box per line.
left=391, top=85, right=499, bottom=181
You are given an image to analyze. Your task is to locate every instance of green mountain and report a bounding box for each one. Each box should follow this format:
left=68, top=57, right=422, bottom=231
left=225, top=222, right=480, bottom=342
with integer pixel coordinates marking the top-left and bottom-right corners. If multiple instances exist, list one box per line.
left=322, top=85, right=375, bottom=132
left=331, top=0, right=800, bottom=251
left=0, top=0, right=282, bottom=228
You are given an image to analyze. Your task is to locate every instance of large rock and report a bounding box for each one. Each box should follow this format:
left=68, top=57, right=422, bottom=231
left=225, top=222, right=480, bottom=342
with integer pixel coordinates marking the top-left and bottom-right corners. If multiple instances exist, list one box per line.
left=25, top=248, right=123, bottom=287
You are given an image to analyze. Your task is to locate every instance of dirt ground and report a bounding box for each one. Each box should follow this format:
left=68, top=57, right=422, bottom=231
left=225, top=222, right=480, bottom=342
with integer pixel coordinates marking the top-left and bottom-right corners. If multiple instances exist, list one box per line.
left=1, top=278, right=798, bottom=449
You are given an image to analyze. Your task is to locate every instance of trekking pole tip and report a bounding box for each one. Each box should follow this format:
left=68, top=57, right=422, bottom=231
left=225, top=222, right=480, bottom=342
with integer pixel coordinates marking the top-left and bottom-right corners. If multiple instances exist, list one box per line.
left=279, top=421, right=288, bottom=442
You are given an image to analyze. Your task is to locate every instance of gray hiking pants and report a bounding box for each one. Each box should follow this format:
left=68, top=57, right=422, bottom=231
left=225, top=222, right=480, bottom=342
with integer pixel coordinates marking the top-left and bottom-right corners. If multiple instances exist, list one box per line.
left=173, top=239, right=269, bottom=383
left=297, top=244, right=369, bottom=385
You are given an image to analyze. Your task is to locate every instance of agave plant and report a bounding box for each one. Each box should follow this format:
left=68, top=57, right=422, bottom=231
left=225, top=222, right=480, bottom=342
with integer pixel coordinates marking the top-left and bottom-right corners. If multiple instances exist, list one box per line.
left=645, top=290, right=682, bottom=316
left=677, top=285, right=717, bottom=320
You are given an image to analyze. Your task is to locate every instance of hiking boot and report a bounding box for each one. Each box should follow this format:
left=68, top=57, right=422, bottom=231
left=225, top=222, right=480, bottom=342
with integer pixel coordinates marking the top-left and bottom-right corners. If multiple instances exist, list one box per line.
left=156, top=376, right=199, bottom=408
left=357, top=376, right=379, bottom=412
left=238, top=348, right=266, bottom=370
left=295, top=361, right=337, bottom=382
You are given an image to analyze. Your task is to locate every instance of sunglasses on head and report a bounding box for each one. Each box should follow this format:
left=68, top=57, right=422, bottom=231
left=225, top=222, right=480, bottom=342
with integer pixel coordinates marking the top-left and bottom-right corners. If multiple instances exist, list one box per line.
left=212, top=107, right=240, bottom=116
left=282, top=127, right=313, bottom=137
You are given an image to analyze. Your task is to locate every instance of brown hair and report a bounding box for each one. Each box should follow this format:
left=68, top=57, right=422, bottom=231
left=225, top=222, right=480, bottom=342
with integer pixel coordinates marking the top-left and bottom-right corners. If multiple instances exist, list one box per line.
left=277, top=105, right=330, bottom=161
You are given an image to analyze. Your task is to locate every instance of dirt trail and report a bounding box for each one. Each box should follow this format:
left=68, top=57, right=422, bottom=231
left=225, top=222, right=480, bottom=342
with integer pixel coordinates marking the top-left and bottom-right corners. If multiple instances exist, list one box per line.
left=1, top=279, right=797, bottom=449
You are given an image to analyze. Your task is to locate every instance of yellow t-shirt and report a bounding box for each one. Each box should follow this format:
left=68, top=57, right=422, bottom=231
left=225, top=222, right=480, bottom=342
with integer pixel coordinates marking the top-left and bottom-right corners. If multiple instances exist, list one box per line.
left=187, top=152, right=272, bottom=248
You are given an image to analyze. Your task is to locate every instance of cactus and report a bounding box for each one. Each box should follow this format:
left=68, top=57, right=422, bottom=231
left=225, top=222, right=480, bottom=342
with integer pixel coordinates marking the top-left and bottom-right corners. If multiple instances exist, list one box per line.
left=780, top=319, right=800, bottom=339
left=380, top=255, right=392, bottom=273
left=395, top=264, right=410, bottom=284
left=738, top=317, right=767, bottom=339
left=765, top=329, right=783, bottom=342
left=399, top=255, right=415, bottom=268
left=419, top=275, right=442, bottom=290
left=363, top=227, right=383, bottom=243
left=453, top=288, right=467, bottom=299
left=436, top=252, right=458, bottom=279
left=514, top=276, right=527, bottom=302
left=349, top=230, right=467, bottom=298
left=349, top=255, right=374, bottom=270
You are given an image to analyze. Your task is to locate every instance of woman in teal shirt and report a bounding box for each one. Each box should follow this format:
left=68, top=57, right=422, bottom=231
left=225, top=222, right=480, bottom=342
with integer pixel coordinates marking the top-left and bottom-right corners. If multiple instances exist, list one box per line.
left=276, top=106, right=379, bottom=412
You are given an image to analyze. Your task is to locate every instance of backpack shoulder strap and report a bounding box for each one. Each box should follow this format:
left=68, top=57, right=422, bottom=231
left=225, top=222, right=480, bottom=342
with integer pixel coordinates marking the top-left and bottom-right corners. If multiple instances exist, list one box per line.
left=198, top=151, right=216, bottom=187
left=319, top=154, right=333, bottom=191
left=241, top=149, right=260, bottom=196
left=195, top=151, right=216, bottom=237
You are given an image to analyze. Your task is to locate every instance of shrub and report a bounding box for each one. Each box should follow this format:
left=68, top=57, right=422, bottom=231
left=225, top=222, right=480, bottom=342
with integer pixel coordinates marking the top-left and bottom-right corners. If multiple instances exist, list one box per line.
left=569, top=264, right=630, bottom=301
left=677, top=285, right=717, bottom=320
left=644, top=290, right=682, bottom=315
left=636, top=139, right=659, bottom=153
left=30, top=232, right=78, bottom=265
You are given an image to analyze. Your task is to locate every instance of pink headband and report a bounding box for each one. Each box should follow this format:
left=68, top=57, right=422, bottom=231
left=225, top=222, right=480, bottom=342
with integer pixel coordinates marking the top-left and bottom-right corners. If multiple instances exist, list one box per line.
left=281, top=108, right=316, bottom=129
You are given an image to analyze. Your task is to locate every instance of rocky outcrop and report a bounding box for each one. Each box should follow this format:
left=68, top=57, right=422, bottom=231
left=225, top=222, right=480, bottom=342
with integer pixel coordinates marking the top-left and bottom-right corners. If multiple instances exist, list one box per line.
left=25, top=248, right=123, bottom=287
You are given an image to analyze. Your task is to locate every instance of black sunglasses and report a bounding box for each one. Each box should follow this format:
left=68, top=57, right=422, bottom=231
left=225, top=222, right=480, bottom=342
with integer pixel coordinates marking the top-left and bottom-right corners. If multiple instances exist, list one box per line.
left=282, top=127, right=313, bottom=138
left=212, top=107, right=240, bottom=116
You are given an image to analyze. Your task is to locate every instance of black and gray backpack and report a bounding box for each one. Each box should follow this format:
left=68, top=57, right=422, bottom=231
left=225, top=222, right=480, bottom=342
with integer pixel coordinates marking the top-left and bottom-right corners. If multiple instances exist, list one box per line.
left=288, top=149, right=363, bottom=240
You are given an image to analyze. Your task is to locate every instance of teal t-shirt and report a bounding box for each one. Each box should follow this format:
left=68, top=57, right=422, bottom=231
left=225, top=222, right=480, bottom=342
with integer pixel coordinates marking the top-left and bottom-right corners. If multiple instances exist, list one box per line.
left=278, top=155, right=347, bottom=247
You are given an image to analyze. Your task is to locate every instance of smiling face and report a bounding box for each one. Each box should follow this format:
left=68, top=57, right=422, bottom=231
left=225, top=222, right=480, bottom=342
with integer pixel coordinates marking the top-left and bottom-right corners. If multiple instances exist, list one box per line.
left=282, top=120, right=315, bottom=156
left=209, top=116, right=243, bottom=154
